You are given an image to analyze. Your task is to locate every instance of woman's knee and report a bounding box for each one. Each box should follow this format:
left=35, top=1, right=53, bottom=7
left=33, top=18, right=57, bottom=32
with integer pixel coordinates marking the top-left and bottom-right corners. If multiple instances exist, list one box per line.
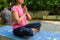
left=39, top=22, right=41, bottom=27
left=35, top=22, right=41, bottom=26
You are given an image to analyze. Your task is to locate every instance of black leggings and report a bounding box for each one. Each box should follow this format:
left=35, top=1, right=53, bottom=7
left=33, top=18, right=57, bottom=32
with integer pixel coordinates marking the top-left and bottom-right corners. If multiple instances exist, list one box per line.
left=13, top=22, right=41, bottom=37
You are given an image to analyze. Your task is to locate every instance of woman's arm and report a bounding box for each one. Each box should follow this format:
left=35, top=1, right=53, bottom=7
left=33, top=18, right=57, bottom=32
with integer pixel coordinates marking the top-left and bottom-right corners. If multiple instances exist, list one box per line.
left=23, top=5, right=32, bottom=21
left=12, top=11, right=26, bottom=24
left=26, top=11, right=32, bottom=20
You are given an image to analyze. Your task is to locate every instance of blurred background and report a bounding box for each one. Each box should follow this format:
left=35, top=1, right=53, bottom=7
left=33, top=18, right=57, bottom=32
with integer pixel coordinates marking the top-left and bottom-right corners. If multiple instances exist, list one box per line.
left=0, top=0, right=60, bottom=26
left=0, top=0, right=60, bottom=40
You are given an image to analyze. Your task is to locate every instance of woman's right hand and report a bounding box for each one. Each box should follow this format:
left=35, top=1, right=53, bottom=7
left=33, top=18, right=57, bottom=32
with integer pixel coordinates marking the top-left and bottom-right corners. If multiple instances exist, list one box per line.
left=23, top=5, right=27, bottom=14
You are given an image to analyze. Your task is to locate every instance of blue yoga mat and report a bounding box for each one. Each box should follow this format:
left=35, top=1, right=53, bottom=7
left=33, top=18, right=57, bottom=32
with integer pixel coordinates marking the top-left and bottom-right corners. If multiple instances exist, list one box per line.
left=0, top=25, right=60, bottom=40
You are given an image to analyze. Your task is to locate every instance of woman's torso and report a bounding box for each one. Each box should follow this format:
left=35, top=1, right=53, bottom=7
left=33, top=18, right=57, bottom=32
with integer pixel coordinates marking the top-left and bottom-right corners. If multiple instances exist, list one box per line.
left=11, top=6, right=27, bottom=31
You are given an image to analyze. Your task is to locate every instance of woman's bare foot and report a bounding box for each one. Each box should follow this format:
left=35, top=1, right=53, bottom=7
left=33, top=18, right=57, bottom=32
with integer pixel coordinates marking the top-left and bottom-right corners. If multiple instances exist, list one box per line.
left=31, top=28, right=41, bottom=33
left=23, top=28, right=40, bottom=38
left=23, top=36, right=28, bottom=38
left=31, top=28, right=37, bottom=33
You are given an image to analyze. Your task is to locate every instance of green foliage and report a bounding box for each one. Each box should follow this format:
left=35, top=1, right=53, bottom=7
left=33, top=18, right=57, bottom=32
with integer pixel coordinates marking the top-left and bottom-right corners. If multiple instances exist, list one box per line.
left=24, top=0, right=60, bottom=14
left=0, top=0, right=14, bottom=11
left=0, top=0, right=60, bottom=15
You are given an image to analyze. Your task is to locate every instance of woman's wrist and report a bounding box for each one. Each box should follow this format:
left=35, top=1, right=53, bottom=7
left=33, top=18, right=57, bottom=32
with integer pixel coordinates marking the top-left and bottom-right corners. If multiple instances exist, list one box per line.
left=24, top=13, right=26, bottom=15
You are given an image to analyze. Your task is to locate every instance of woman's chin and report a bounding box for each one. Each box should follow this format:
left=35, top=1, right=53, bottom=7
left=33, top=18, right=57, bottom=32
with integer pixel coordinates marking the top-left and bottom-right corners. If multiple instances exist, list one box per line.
left=19, top=2, right=23, bottom=5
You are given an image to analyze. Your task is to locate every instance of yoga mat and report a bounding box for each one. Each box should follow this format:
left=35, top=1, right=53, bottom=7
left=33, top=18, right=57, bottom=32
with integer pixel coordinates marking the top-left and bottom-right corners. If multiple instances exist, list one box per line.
left=0, top=25, right=60, bottom=40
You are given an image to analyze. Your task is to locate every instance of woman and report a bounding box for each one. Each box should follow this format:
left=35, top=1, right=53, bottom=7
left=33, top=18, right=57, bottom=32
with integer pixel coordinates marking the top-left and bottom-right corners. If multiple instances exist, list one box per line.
left=11, top=0, right=41, bottom=38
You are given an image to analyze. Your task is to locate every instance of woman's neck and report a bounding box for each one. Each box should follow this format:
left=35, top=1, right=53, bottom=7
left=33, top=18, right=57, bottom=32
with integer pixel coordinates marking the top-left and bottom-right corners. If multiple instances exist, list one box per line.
left=16, top=3, right=22, bottom=8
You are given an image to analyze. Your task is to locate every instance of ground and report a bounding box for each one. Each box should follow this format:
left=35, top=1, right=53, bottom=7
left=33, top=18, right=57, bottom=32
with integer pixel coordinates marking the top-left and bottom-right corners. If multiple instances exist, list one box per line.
left=0, top=20, right=60, bottom=40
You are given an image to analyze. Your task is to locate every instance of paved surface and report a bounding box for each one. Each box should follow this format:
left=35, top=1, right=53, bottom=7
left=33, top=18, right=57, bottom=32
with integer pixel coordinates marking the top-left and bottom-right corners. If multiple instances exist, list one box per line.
left=41, top=21, right=60, bottom=33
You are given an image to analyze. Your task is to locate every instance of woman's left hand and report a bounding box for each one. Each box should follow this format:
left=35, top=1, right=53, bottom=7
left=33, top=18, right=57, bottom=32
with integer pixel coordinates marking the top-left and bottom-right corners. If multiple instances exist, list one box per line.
left=23, top=5, right=28, bottom=13
left=23, top=5, right=32, bottom=21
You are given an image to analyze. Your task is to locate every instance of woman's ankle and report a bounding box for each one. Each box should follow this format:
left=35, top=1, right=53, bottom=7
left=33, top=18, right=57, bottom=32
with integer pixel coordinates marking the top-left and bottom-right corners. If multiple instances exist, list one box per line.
left=37, top=29, right=40, bottom=32
left=23, top=36, right=28, bottom=38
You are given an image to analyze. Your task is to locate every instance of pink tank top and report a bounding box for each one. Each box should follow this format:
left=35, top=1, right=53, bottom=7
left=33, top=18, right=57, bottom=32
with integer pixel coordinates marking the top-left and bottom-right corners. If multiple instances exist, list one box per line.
left=11, top=6, right=27, bottom=31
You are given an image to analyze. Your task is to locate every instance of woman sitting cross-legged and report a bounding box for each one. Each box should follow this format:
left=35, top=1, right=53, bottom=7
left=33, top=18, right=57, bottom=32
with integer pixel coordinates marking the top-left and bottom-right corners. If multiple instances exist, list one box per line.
left=11, top=0, right=41, bottom=38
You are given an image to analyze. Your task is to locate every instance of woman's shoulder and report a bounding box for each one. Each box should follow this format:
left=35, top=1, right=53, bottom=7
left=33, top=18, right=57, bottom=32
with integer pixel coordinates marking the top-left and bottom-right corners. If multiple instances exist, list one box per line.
left=11, top=5, right=20, bottom=10
left=11, top=6, right=17, bottom=9
left=11, top=6, right=18, bottom=12
left=11, top=6, right=23, bottom=9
